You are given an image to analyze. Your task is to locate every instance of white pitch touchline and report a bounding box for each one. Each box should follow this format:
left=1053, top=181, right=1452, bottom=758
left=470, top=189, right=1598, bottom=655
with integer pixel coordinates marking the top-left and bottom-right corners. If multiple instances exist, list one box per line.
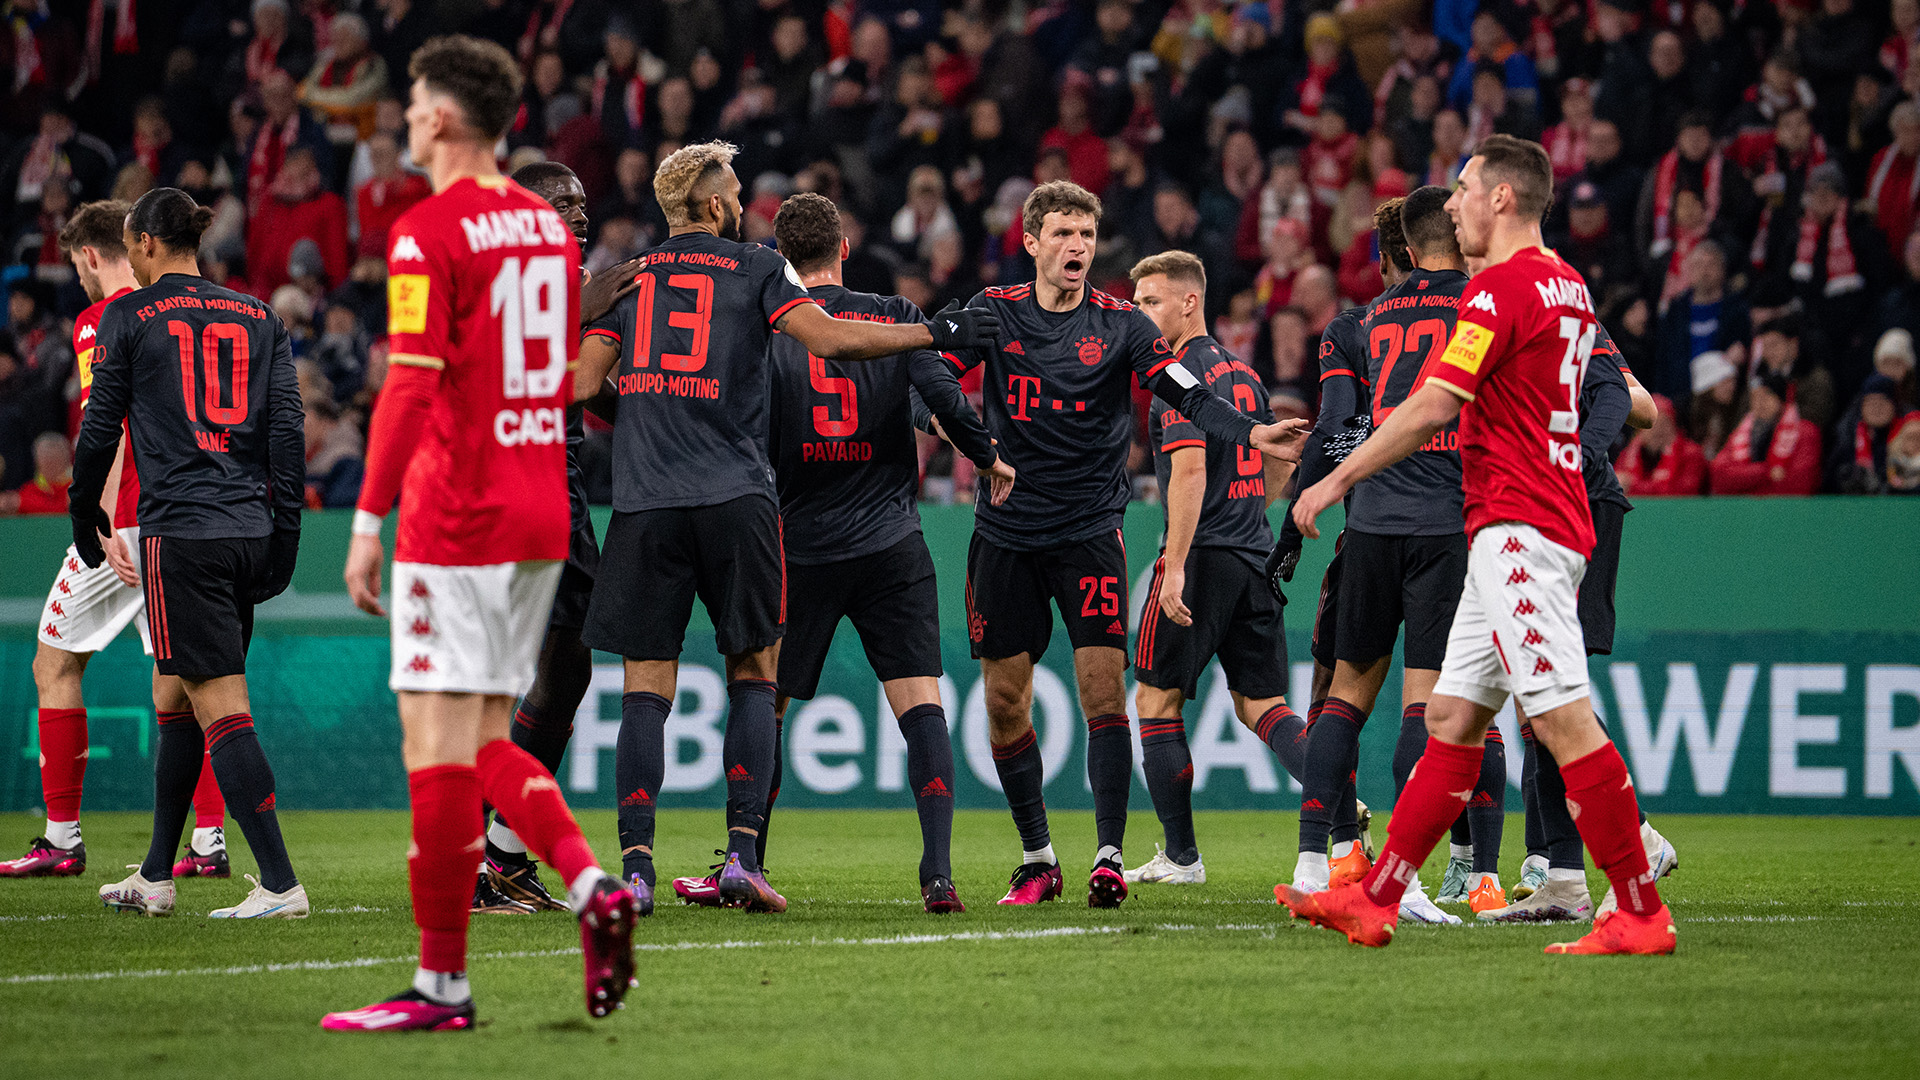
left=1, top=923, right=1261, bottom=986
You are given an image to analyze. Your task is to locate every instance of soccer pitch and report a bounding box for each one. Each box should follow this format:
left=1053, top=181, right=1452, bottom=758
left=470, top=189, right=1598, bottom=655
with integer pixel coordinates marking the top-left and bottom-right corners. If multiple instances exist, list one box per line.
left=1, top=810, right=1915, bottom=1079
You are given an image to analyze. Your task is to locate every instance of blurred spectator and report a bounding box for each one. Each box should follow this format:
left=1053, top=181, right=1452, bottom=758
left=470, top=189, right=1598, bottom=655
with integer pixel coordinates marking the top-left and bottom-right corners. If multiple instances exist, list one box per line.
left=1286, top=16, right=1372, bottom=141
left=1865, top=103, right=1920, bottom=256
left=353, top=133, right=429, bottom=259
left=891, top=165, right=958, bottom=258
left=248, top=146, right=349, bottom=295
left=1689, top=350, right=1745, bottom=458
left=328, top=256, right=387, bottom=342
left=1690, top=0, right=1754, bottom=122
left=591, top=19, right=648, bottom=152
left=1826, top=374, right=1912, bottom=492
left=1233, top=147, right=1310, bottom=268
left=1556, top=181, right=1637, bottom=308
left=1618, top=394, right=1708, bottom=496
left=1783, top=163, right=1892, bottom=395
left=1873, top=328, right=1918, bottom=408
left=0, top=0, right=81, bottom=133
left=1303, top=105, right=1361, bottom=209
left=12, top=431, right=71, bottom=514
left=122, top=97, right=190, bottom=187
left=1543, top=79, right=1595, bottom=183
left=764, top=14, right=822, bottom=121
left=1266, top=305, right=1312, bottom=390
left=1886, top=413, right=1920, bottom=491
left=585, top=217, right=643, bottom=276
left=509, top=50, right=571, bottom=151
left=1747, top=106, right=1827, bottom=280
left=1883, top=232, right=1920, bottom=341
left=1640, top=113, right=1741, bottom=268
left=1710, top=369, right=1822, bottom=494
left=301, top=13, right=388, bottom=147
left=1039, top=87, right=1109, bottom=196
left=1887, top=0, right=1920, bottom=82
left=1, top=108, right=115, bottom=237
left=1293, top=265, right=1342, bottom=341
left=372, top=0, right=435, bottom=98
left=112, top=163, right=155, bottom=205
left=1754, top=312, right=1836, bottom=432
left=1215, top=289, right=1261, bottom=365
left=1561, top=118, right=1640, bottom=238
left=1252, top=218, right=1312, bottom=320
left=1388, top=74, right=1442, bottom=175
left=1464, top=64, right=1540, bottom=146
left=1448, top=10, right=1537, bottom=112
left=1422, top=108, right=1469, bottom=188
left=1655, top=240, right=1751, bottom=403
left=224, top=0, right=315, bottom=104
left=275, top=287, right=317, bottom=357
left=1732, top=51, right=1816, bottom=163
left=309, top=303, right=368, bottom=403
left=1799, top=0, right=1878, bottom=148
left=303, top=397, right=364, bottom=508
left=247, top=69, right=334, bottom=210
left=1144, top=184, right=1202, bottom=260
left=592, top=147, right=665, bottom=249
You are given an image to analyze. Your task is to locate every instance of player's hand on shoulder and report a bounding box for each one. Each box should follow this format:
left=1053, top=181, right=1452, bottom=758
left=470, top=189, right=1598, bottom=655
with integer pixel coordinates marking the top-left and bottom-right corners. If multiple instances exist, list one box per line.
left=580, top=257, right=646, bottom=324
left=250, top=528, right=300, bottom=605
left=344, top=532, right=386, bottom=617
left=984, top=443, right=1016, bottom=506
left=928, top=299, right=999, bottom=353
left=1250, top=418, right=1311, bottom=462
left=69, top=501, right=112, bottom=569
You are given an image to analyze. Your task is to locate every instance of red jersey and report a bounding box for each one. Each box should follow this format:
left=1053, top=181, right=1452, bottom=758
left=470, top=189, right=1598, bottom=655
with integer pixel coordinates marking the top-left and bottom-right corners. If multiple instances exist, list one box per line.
left=375, top=176, right=580, bottom=565
left=1419, top=247, right=1597, bottom=556
left=75, top=287, right=139, bottom=529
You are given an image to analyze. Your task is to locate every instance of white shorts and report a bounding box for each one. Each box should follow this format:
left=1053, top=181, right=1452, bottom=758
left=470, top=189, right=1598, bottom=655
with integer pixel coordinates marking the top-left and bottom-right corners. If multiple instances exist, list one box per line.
left=1432, top=523, right=1590, bottom=717
left=36, top=527, right=151, bottom=657
left=389, top=560, right=562, bottom=696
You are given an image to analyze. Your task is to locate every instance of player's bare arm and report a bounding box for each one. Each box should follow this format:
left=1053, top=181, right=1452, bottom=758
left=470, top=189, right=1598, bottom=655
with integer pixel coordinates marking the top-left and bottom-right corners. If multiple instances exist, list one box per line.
left=97, top=439, right=137, bottom=586
left=1293, top=381, right=1463, bottom=539
left=1624, top=368, right=1655, bottom=429
left=1158, top=446, right=1204, bottom=627
left=573, top=334, right=620, bottom=402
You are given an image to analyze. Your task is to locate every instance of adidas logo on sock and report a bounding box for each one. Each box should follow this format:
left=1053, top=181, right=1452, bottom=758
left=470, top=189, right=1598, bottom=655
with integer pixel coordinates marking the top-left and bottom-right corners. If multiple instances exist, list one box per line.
left=620, top=788, right=653, bottom=807
left=1301, top=798, right=1325, bottom=811
left=919, top=777, right=951, bottom=798
left=255, top=793, right=276, bottom=813
left=726, top=764, right=754, bottom=783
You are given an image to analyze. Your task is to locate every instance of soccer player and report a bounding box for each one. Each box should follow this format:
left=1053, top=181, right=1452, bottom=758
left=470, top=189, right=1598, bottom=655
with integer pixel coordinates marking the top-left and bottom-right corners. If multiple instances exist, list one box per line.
left=740, top=191, right=1012, bottom=913
left=1486, top=330, right=1679, bottom=922
left=469, top=161, right=644, bottom=916
left=328, top=36, right=635, bottom=1032
left=572, top=141, right=1000, bottom=916
left=1289, top=186, right=1513, bottom=917
left=943, top=181, right=1307, bottom=908
left=1283, top=135, right=1676, bottom=956
left=75, top=188, right=306, bottom=920
left=1123, top=250, right=1306, bottom=886
left=3, top=200, right=229, bottom=881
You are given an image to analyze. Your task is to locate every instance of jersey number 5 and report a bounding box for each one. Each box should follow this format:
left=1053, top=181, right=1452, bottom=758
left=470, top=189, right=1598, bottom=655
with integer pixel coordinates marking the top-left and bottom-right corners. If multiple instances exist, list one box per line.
left=168, top=320, right=249, bottom=425
left=491, top=255, right=570, bottom=399
left=809, top=354, right=858, bottom=437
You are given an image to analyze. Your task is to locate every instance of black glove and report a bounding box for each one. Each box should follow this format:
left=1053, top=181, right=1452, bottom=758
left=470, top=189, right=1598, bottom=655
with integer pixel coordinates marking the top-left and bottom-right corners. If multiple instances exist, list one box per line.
left=1263, top=537, right=1299, bottom=603
left=249, top=528, right=300, bottom=604
left=69, top=501, right=113, bottom=569
left=927, top=300, right=1000, bottom=353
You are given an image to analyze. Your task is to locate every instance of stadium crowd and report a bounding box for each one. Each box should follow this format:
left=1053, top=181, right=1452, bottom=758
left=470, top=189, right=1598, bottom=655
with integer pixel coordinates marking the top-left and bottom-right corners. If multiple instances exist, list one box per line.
left=1, top=0, right=1918, bottom=512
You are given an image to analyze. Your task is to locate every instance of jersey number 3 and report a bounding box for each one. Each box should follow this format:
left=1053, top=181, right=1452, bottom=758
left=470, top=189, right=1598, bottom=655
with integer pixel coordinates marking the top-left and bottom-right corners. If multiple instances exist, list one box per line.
left=168, top=320, right=249, bottom=425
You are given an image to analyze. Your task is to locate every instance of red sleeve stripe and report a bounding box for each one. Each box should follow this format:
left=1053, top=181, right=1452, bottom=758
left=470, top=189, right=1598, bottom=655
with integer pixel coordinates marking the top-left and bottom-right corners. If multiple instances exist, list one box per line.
left=941, top=351, right=966, bottom=370
left=1320, top=368, right=1356, bottom=382
left=1160, top=439, right=1206, bottom=452
left=584, top=327, right=621, bottom=343
left=767, top=297, right=817, bottom=325
left=1145, top=356, right=1177, bottom=378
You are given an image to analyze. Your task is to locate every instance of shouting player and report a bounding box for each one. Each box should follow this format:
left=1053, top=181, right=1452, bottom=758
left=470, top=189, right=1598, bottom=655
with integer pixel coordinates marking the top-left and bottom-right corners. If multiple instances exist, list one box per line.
left=1290, top=186, right=1511, bottom=917
left=1283, top=135, right=1675, bottom=955
left=946, top=181, right=1307, bottom=908
left=1123, top=250, right=1305, bottom=886
left=330, top=36, right=634, bottom=1032
left=573, top=141, right=999, bottom=915
left=733, top=191, right=1011, bottom=913
left=4, top=200, right=228, bottom=881
left=470, top=161, right=644, bottom=916
left=77, top=189, right=306, bottom=920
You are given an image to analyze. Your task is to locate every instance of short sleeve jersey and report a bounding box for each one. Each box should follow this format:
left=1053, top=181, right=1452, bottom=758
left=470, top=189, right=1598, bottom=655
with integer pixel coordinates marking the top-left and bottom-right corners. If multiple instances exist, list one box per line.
left=1347, top=267, right=1467, bottom=536
left=1147, top=335, right=1275, bottom=561
left=586, top=232, right=814, bottom=513
left=75, top=286, right=138, bottom=528
left=769, top=284, right=929, bottom=564
left=953, top=284, right=1181, bottom=551
left=384, top=176, right=580, bottom=565
left=1419, top=247, right=1598, bottom=556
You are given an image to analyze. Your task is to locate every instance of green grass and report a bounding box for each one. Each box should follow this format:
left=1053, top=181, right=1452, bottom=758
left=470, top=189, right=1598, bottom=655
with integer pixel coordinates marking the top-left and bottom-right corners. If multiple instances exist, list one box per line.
left=1, top=810, right=1916, bottom=1079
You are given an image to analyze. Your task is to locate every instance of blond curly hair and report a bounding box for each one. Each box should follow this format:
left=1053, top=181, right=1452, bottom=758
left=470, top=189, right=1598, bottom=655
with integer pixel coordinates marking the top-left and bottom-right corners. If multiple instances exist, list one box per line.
left=654, top=140, right=739, bottom=228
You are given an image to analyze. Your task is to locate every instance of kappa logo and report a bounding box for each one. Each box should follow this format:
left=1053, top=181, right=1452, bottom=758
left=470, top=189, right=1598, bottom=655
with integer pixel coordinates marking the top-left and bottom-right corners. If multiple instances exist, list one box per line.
left=408, top=617, right=432, bottom=637
left=1501, top=537, right=1527, bottom=554
left=77, top=323, right=95, bottom=342
left=1506, top=568, right=1532, bottom=585
left=726, top=763, right=754, bottom=783
left=1532, top=657, right=1555, bottom=675
left=389, top=234, right=425, bottom=262
left=406, top=654, right=434, bottom=673
left=66, top=557, right=79, bottom=573
left=43, top=623, right=60, bottom=639
left=1513, top=599, right=1537, bottom=616
left=919, top=777, right=951, bottom=799
left=57, top=580, right=71, bottom=595
left=620, top=788, right=654, bottom=807
left=1522, top=628, right=1546, bottom=647
left=49, top=601, right=64, bottom=617
left=409, top=579, right=431, bottom=599
left=1467, top=291, right=1498, bottom=315
left=1004, top=340, right=1025, bottom=355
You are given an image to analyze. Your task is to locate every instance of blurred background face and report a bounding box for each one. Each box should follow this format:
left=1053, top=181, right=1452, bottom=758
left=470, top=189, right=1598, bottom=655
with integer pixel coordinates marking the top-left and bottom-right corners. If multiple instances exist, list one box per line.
left=1863, top=394, right=1897, bottom=429
left=1649, top=32, right=1685, bottom=79
left=1750, top=384, right=1783, bottom=422
left=969, top=99, right=1003, bottom=140
left=1588, top=120, right=1621, bottom=163
left=1677, top=125, right=1712, bottom=161
left=1687, top=244, right=1726, bottom=292
left=1154, top=189, right=1194, bottom=237
left=1433, top=110, right=1465, bottom=154
left=1778, top=110, right=1812, bottom=153
left=1649, top=407, right=1677, bottom=449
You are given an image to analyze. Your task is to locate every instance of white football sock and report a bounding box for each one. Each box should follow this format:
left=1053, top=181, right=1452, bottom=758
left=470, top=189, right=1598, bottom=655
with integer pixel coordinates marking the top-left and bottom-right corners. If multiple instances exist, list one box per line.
left=1293, top=850, right=1329, bottom=884
left=1449, top=843, right=1474, bottom=861
left=1094, top=845, right=1122, bottom=868
left=1330, top=840, right=1357, bottom=860
left=487, top=820, right=527, bottom=855
left=1547, top=867, right=1585, bottom=883
left=564, top=866, right=609, bottom=915
left=191, top=826, right=224, bottom=855
left=412, top=967, right=471, bottom=1006
left=1022, top=844, right=1057, bottom=866
left=45, top=820, right=80, bottom=849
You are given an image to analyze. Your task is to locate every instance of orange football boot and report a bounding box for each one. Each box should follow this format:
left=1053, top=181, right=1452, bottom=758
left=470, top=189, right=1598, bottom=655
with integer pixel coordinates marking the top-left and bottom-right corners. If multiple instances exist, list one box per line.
left=1467, top=873, right=1507, bottom=916
left=1275, top=882, right=1398, bottom=947
left=1545, top=904, right=1677, bottom=956
left=1327, top=846, right=1372, bottom=889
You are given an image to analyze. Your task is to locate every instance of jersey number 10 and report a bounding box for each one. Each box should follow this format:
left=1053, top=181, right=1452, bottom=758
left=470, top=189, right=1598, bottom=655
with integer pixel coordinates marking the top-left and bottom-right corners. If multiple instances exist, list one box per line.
left=168, top=320, right=249, bottom=425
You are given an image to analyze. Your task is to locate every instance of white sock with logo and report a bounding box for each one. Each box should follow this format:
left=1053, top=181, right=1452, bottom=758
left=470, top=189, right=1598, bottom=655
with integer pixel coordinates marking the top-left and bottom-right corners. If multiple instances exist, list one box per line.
left=191, top=827, right=224, bottom=855
left=45, top=820, right=80, bottom=849
left=1293, top=850, right=1328, bottom=886
left=487, top=820, right=527, bottom=855
left=412, top=967, right=471, bottom=1006
left=1023, top=844, right=1057, bottom=867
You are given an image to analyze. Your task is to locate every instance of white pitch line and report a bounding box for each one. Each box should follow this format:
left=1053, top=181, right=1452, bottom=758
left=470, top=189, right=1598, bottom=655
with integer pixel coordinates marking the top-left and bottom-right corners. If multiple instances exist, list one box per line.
left=0, top=923, right=1258, bottom=987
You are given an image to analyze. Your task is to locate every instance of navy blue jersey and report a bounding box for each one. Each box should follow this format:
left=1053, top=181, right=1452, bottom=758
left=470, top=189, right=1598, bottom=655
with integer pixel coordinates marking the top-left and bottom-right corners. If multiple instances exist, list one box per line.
left=1345, top=267, right=1467, bottom=536
left=73, top=274, right=302, bottom=539
left=950, top=283, right=1259, bottom=551
left=587, top=232, right=815, bottom=512
left=770, top=284, right=993, bottom=565
left=1581, top=324, right=1634, bottom=511
left=1277, top=307, right=1368, bottom=550
left=1148, top=335, right=1275, bottom=560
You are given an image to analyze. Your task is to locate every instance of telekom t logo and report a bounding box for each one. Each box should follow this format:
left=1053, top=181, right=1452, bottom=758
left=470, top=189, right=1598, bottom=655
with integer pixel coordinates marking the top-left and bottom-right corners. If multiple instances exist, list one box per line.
left=1007, top=375, right=1043, bottom=421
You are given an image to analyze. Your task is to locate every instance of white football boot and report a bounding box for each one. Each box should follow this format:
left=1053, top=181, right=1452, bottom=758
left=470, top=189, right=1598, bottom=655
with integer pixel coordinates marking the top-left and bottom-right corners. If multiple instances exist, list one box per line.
left=1122, top=845, right=1205, bottom=884
left=1398, top=873, right=1461, bottom=925
left=100, top=869, right=175, bottom=916
left=209, top=874, right=310, bottom=919
left=1479, top=872, right=1593, bottom=922
left=1597, top=822, right=1679, bottom=918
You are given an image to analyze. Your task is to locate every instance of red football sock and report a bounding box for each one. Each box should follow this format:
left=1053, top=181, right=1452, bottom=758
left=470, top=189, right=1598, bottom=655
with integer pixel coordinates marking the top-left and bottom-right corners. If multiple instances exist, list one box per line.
left=476, top=739, right=596, bottom=889
left=192, top=749, right=226, bottom=828
left=409, top=764, right=481, bottom=974
left=1361, top=737, right=1484, bottom=906
left=37, top=708, right=87, bottom=821
left=1560, top=742, right=1661, bottom=916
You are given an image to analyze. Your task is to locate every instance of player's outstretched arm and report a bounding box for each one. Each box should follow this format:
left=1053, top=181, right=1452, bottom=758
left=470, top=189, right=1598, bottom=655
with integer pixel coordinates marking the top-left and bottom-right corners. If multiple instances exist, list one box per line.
left=905, top=349, right=996, bottom=468
left=1293, top=381, right=1462, bottom=540
left=1158, top=446, right=1205, bottom=627
left=778, top=300, right=999, bottom=361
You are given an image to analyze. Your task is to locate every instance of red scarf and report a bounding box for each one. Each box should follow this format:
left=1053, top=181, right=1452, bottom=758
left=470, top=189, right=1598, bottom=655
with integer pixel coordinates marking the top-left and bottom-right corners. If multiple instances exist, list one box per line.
left=1650, top=149, right=1722, bottom=257
left=10, top=3, right=43, bottom=92
left=518, top=0, right=576, bottom=61
left=591, top=63, right=645, bottom=131
left=1724, top=402, right=1806, bottom=464
left=1661, top=226, right=1705, bottom=305
left=1866, top=145, right=1920, bottom=231
left=132, top=131, right=164, bottom=174
left=1296, top=61, right=1335, bottom=118
left=1855, top=420, right=1888, bottom=467
left=1543, top=121, right=1587, bottom=180
left=1792, top=211, right=1863, bottom=295
left=1748, top=138, right=1829, bottom=268
left=316, top=55, right=367, bottom=89
left=245, top=31, right=283, bottom=86
left=247, top=114, right=300, bottom=207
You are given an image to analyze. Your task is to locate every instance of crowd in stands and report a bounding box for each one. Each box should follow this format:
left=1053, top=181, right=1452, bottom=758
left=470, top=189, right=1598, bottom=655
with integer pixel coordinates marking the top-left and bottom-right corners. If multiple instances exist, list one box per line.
left=2, top=0, right=1918, bottom=515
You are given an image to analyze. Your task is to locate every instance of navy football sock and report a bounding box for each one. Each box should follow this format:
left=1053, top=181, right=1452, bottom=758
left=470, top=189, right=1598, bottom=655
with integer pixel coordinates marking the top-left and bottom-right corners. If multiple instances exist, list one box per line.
left=898, top=704, right=955, bottom=883
left=1521, top=725, right=1547, bottom=859
left=139, top=712, right=204, bottom=881
left=758, top=717, right=784, bottom=869
left=615, top=691, right=669, bottom=885
left=205, top=714, right=296, bottom=894
left=1392, top=702, right=1427, bottom=801
left=1533, top=735, right=1587, bottom=870
left=1254, top=703, right=1307, bottom=783
left=1299, top=697, right=1365, bottom=854
left=1139, top=717, right=1196, bottom=865
left=991, top=729, right=1051, bottom=856
left=1085, top=713, right=1132, bottom=859
left=723, top=679, right=777, bottom=872
left=1467, top=728, right=1506, bottom=877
